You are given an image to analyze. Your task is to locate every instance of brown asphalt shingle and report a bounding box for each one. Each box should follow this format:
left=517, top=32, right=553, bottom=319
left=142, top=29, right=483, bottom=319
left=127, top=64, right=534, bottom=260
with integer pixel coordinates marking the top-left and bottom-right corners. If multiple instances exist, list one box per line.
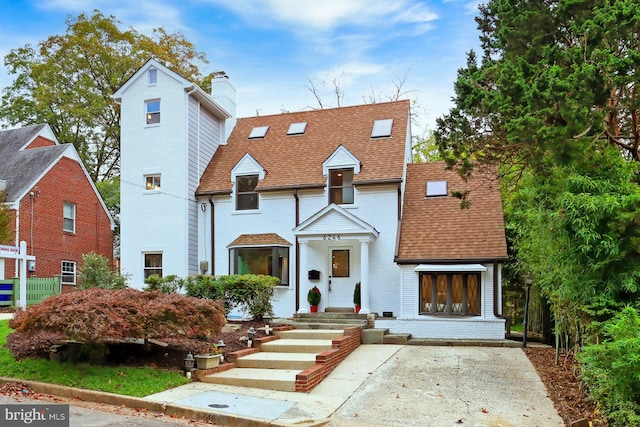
left=396, top=162, right=507, bottom=263
left=227, top=233, right=292, bottom=247
left=196, top=100, right=410, bottom=194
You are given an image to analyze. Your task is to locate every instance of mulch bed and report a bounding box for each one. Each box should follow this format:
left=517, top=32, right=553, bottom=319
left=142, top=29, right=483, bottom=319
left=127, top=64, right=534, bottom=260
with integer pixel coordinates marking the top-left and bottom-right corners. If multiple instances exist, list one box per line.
left=524, top=346, right=607, bottom=426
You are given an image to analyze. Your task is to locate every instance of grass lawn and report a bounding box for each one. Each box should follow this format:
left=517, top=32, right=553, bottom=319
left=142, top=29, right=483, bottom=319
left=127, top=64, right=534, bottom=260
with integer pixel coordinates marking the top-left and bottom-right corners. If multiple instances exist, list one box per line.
left=0, top=320, right=189, bottom=397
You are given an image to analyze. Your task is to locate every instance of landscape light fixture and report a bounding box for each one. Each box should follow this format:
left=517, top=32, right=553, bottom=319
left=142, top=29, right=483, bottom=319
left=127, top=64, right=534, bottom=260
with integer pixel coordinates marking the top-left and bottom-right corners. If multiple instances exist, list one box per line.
left=247, top=326, right=256, bottom=348
left=184, top=352, right=195, bottom=378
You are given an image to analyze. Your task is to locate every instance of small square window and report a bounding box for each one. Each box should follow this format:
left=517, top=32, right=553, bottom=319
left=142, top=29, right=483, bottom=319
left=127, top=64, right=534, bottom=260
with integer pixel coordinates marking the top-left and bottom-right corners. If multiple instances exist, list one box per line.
left=146, top=100, right=160, bottom=125
left=148, top=68, right=157, bottom=85
left=63, top=202, right=76, bottom=233
left=145, top=175, right=161, bottom=191
left=371, top=119, right=393, bottom=138
left=426, top=181, right=447, bottom=197
left=248, top=126, right=269, bottom=139
left=287, top=122, right=307, bottom=135
left=61, top=261, right=76, bottom=285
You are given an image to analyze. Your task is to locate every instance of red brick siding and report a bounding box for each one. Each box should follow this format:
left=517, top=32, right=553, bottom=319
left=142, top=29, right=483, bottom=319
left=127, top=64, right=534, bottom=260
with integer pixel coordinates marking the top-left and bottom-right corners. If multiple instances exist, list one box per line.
left=3, top=157, right=113, bottom=284
left=25, top=136, right=56, bottom=150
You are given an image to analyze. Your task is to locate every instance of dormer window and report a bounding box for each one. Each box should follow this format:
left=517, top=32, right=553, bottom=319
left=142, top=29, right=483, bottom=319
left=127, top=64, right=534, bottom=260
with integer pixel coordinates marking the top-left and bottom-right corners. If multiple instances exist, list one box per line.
left=148, top=68, right=158, bottom=85
left=329, top=169, right=354, bottom=205
left=236, top=174, right=259, bottom=210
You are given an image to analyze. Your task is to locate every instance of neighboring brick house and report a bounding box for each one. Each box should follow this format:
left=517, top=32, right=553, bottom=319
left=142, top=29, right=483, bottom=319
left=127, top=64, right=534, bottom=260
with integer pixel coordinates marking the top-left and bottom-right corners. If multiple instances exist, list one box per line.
left=0, top=124, right=115, bottom=292
left=116, top=60, right=508, bottom=339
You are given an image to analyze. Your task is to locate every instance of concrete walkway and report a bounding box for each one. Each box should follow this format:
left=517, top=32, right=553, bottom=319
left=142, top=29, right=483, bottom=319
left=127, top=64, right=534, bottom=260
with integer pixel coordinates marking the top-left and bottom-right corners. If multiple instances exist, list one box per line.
left=146, top=345, right=563, bottom=427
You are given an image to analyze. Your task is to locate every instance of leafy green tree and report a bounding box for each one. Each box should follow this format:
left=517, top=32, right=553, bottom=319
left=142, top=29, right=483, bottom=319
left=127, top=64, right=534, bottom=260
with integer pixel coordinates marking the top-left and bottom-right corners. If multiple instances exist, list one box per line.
left=0, top=10, right=212, bottom=182
left=436, top=0, right=640, bottom=177
left=77, top=252, right=128, bottom=290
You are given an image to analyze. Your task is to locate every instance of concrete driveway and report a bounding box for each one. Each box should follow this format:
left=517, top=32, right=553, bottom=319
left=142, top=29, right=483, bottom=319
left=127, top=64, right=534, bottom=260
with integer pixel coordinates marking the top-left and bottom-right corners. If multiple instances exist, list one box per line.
left=327, top=345, right=563, bottom=427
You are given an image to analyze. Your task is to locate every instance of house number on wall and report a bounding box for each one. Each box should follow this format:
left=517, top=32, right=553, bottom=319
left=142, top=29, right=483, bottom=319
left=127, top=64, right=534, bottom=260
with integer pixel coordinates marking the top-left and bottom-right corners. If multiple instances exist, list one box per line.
left=323, top=234, right=341, bottom=240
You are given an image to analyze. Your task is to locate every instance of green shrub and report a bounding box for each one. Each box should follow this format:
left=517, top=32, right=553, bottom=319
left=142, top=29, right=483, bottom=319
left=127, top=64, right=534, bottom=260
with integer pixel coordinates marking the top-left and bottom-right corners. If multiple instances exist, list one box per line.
left=143, top=274, right=184, bottom=293
left=78, top=252, right=128, bottom=289
left=184, top=274, right=278, bottom=320
left=578, top=306, right=640, bottom=426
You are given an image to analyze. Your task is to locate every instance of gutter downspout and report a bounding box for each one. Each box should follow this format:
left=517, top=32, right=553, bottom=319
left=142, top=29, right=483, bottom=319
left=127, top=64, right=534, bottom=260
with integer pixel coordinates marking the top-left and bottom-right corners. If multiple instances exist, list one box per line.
left=208, top=195, right=215, bottom=274
left=492, top=262, right=510, bottom=338
left=294, top=189, right=300, bottom=313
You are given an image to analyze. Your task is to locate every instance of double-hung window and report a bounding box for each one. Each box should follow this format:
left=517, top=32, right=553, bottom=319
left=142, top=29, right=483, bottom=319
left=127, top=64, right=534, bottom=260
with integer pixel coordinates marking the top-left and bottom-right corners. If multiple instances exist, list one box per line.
left=329, top=168, right=354, bottom=205
left=63, top=202, right=76, bottom=233
left=144, top=253, right=163, bottom=278
left=420, top=272, right=481, bottom=316
left=61, top=261, right=76, bottom=285
left=145, top=99, right=160, bottom=125
left=236, top=175, right=259, bottom=210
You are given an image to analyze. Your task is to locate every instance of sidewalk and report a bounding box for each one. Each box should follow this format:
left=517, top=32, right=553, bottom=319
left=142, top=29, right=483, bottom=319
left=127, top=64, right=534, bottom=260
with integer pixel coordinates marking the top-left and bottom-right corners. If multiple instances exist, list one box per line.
left=145, top=345, right=564, bottom=427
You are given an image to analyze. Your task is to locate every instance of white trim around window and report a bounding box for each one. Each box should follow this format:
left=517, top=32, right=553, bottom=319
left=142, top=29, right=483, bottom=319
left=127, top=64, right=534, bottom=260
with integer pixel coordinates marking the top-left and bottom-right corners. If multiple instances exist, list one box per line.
left=63, top=202, right=76, bottom=233
left=61, top=260, right=76, bottom=285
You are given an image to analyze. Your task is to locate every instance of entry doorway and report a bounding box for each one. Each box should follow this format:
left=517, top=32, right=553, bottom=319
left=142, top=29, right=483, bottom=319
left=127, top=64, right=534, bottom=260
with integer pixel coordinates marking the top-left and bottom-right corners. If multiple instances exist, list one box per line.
left=327, top=247, right=354, bottom=308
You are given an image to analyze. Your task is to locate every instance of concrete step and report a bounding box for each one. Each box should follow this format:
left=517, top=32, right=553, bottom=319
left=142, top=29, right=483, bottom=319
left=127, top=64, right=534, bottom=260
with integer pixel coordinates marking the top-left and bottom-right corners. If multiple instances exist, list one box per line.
left=277, top=322, right=365, bottom=330
left=261, top=338, right=333, bottom=353
left=276, top=329, right=345, bottom=340
left=294, top=313, right=368, bottom=320
left=361, top=328, right=389, bottom=344
left=202, top=368, right=298, bottom=392
left=383, top=333, right=412, bottom=345
left=235, top=352, right=317, bottom=369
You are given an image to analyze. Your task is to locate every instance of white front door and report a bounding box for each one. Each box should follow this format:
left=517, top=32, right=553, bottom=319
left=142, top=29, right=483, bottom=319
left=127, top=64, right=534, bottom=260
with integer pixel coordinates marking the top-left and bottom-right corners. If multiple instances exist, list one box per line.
left=327, top=247, right=355, bottom=307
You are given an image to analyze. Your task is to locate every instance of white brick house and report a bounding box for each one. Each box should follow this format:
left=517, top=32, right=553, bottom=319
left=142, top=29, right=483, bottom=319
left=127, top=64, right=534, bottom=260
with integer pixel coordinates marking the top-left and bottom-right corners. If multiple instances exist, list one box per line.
left=115, top=60, right=508, bottom=339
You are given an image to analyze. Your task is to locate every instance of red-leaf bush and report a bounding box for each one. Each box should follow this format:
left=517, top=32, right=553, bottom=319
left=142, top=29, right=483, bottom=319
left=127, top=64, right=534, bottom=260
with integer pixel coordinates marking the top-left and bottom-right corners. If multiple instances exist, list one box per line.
left=9, top=288, right=226, bottom=343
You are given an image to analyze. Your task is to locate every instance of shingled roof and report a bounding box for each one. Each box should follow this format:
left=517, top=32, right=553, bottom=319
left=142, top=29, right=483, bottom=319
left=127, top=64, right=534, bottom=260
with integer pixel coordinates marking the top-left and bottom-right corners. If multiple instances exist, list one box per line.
left=395, top=162, right=507, bottom=263
left=0, top=124, right=68, bottom=203
left=196, top=100, right=410, bottom=195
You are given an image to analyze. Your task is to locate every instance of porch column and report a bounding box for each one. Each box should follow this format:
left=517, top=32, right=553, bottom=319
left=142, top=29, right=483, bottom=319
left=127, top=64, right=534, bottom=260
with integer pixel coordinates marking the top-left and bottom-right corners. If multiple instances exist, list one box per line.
left=297, top=240, right=309, bottom=313
left=359, top=239, right=371, bottom=314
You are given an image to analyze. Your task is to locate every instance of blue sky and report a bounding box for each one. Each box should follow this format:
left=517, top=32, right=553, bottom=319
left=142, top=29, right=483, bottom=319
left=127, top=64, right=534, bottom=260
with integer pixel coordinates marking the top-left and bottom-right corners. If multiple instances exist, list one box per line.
left=0, top=0, right=482, bottom=133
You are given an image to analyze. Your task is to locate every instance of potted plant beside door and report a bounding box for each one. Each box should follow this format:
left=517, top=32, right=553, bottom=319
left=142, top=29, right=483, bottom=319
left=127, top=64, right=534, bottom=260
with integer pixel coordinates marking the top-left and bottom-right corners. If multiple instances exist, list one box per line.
left=308, top=286, right=321, bottom=312
left=353, top=282, right=361, bottom=313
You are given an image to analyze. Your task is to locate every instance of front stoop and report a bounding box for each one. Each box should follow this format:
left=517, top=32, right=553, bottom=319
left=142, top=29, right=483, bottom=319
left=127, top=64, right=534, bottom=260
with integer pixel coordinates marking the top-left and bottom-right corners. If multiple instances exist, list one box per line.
left=200, top=326, right=362, bottom=392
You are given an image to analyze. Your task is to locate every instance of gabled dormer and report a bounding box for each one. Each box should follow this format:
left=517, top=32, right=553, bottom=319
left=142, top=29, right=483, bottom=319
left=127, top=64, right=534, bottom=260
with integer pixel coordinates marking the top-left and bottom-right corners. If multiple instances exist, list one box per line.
left=231, top=153, right=265, bottom=211
left=323, top=145, right=360, bottom=206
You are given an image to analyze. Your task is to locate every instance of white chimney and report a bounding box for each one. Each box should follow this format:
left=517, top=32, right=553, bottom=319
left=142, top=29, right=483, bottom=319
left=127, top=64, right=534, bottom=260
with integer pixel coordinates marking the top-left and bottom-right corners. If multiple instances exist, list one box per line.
left=211, top=71, right=237, bottom=143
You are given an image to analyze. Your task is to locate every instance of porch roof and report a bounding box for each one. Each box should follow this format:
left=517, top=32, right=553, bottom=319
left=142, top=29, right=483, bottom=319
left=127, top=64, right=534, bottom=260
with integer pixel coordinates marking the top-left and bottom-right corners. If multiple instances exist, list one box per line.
left=227, top=233, right=292, bottom=248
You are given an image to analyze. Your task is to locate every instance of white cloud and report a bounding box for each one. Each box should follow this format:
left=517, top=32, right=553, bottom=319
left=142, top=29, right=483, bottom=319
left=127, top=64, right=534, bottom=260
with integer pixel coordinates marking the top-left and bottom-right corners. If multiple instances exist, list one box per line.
left=201, top=0, right=438, bottom=33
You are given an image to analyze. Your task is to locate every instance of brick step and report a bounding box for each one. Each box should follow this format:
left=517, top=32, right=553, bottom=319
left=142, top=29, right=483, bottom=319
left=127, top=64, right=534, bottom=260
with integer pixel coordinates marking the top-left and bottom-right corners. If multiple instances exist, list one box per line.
left=260, top=338, right=333, bottom=353
left=202, top=368, right=298, bottom=392
left=235, top=352, right=317, bottom=369
left=275, top=329, right=345, bottom=340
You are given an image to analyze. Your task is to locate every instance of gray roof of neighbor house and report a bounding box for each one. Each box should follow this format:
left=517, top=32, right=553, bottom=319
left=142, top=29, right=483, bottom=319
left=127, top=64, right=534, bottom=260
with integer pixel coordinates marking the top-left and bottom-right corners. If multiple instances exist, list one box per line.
left=0, top=124, right=68, bottom=202
left=196, top=100, right=410, bottom=195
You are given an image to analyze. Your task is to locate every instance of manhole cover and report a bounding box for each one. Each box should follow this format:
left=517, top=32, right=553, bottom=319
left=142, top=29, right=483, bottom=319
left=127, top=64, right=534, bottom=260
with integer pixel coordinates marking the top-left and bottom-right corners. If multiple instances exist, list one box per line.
left=208, top=404, right=230, bottom=409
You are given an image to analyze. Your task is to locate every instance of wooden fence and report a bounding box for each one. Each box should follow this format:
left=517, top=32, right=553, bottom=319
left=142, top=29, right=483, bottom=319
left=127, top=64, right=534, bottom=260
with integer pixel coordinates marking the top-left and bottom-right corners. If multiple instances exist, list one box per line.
left=0, top=277, right=60, bottom=307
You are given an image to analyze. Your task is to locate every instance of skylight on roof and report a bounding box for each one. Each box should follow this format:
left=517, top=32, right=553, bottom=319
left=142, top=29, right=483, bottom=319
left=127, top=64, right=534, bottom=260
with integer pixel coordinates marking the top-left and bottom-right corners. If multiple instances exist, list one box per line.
left=371, top=119, right=393, bottom=138
left=287, top=122, right=307, bottom=135
left=248, top=126, right=269, bottom=139
left=426, top=180, right=447, bottom=197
